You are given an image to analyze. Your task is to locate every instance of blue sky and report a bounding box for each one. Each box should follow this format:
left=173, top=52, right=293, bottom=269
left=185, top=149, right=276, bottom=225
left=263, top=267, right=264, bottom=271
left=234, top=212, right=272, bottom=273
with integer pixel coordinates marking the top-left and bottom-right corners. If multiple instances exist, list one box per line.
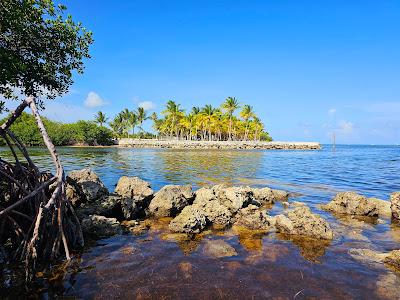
left=39, top=1, right=400, bottom=144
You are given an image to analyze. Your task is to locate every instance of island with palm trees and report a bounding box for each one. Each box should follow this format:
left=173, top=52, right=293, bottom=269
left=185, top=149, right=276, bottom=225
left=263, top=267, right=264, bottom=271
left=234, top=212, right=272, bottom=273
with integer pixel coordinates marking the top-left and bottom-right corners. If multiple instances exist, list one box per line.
left=110, top=97, right=321, bottom=150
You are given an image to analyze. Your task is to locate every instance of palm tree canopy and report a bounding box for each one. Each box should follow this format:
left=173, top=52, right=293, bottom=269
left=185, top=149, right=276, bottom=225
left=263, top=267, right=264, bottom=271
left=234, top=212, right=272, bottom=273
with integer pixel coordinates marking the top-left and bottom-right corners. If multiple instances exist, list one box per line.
left=221, top=97, right=240, bottom=116
left=94, top=111, right=108, bottom=125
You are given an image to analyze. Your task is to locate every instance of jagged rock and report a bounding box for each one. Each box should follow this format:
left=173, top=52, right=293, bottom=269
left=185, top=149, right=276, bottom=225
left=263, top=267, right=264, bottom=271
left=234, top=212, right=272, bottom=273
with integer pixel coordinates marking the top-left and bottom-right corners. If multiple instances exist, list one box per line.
left=214, top=186, right=255, bottom=213
left=115, top=176, right=153, bottom=202
left=149, top=185, right=194, bottom=217
left=169, top=206, right=207, bottom=233
left=384, top=249, right=400, bottom=270
left=81, top=215, right=122, bottom=238
left=251, top=187, right=290, bottom=204
left=194, top=200, right=232, bottom=228
left=391, top=192, right=400, bottom=220
left=275, top=205, right=333, bottom=240
left=66, top=168, right=108, bottom=204
left=234, top=205, right=274, bottom=230
left=203, top=239, right=238, bottom=258
left=321, top=191, right=381, bottom=217
left=369, top=198, right=392, bottom=218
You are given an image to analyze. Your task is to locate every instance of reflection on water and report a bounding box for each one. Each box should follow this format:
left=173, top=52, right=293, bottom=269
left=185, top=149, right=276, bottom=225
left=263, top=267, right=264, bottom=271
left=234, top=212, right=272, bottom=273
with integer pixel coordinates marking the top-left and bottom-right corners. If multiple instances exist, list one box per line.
left=1, top=145, right=400, bottom=298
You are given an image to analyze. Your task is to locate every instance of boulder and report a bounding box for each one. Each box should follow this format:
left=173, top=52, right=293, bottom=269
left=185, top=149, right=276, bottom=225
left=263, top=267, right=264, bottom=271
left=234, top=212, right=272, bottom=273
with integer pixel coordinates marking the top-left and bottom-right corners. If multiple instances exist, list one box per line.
left=115, top=176, right=153, bottom=203
left=66, top=169, right=108, bottom=204
left=391, top=192, right=400, bottom=220
left=369, top=198, right=392, bottom=218
left=194, top=200, right=232, bottom=228
left=275, top=205, right=333, bottom=240
left=234, top=205, right=274, bottom=230
left=384, top=249, right=400, bottom=270
left=81, top=215, right=122, bottom=238
left=169, top=206, right=207, bottom=233
left=203, top=239, right=238, bottom=258
left=321, top=191, right=380, bottom=217
left=149, top=185, right=194, bottom=217
left=252, top=187, right=276, bottom=204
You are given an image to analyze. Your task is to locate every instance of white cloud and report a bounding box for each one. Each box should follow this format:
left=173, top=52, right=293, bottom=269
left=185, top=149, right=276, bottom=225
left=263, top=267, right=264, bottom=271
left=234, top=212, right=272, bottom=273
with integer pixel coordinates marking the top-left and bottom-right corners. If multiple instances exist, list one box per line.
left=328, top=108, right=337, bottom=115
left=43, top=101, right=96, bottom=123
left=337, top=120, right=354, bottom=135
left=138, top=101, right=156, bottom=111
left=84, top=91, right=106, bottom=108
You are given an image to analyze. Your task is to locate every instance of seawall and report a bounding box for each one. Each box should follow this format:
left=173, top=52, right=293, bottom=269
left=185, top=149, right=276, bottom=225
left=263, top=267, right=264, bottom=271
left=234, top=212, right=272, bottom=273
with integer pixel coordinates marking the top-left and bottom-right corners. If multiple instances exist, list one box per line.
left=117, top=139, right=321, bottom=150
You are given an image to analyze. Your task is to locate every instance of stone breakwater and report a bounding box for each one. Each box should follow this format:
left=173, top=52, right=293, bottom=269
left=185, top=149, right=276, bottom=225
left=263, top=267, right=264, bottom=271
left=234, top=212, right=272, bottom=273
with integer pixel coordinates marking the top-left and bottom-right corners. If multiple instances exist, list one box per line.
left=63, top=168, right=400, bottom=274
left=117, top=139, right=321, bottom=150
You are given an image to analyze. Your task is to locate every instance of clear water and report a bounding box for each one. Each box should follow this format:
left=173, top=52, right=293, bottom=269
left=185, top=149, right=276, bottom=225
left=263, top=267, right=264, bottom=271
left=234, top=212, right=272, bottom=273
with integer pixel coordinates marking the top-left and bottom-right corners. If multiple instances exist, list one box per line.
left=1, top=145, right=400, bottom=299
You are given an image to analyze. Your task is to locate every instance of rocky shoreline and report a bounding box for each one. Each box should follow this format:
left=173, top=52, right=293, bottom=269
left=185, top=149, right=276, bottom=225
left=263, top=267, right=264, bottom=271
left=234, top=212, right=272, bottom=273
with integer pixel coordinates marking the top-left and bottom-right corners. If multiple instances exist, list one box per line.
left=117, top=139, right=321, bottom=150
left=64, top=168, right=400, bottom=275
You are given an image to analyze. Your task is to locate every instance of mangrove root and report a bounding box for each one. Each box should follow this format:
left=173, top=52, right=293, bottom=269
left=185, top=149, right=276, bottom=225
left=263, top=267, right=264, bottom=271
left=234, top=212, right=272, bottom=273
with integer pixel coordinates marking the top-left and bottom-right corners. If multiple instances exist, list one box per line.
left=0, top=97, right=83, bottom=281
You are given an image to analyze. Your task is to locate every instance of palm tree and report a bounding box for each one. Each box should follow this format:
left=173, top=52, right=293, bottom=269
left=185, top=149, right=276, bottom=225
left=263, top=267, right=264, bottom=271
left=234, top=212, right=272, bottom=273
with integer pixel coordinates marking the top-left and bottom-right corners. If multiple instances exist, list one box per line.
left=240, top=105, right=255, bottom=140
left=162, top=100, right=184, bottom=138
left=201, top=104, right=216, bottom=141
left=120, top=109, right=137, bottom=137
left=221, top=97, right=240, bottom=140
left=109, top=114, right=125, bottom=137
left=136, top=107, right=149, bottom=133
left=94, top=111, right=108, bottom=127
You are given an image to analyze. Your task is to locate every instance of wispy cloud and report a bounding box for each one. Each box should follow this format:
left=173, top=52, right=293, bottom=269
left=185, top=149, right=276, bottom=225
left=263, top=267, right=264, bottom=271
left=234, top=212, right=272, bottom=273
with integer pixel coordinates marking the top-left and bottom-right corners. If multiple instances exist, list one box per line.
left=337, top=120, right=354, bottom=135
left=84, top=92, right=107, bottom=108
left=328, top=108, right=337, bottom=115
left=138, top=101, right=156, bottom=111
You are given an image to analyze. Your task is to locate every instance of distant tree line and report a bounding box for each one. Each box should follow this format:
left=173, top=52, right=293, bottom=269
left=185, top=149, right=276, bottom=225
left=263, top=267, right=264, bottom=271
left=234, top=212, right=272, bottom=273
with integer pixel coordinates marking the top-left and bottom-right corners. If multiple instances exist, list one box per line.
left=0, top=97, right=271, bottom=147
left=0, top=112, right=114, bottom=146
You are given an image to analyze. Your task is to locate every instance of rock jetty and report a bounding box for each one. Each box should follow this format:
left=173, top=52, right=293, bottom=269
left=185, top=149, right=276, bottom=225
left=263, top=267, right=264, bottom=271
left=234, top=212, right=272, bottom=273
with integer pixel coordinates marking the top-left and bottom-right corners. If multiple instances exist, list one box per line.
left=117, top=139, right=321, bottom=150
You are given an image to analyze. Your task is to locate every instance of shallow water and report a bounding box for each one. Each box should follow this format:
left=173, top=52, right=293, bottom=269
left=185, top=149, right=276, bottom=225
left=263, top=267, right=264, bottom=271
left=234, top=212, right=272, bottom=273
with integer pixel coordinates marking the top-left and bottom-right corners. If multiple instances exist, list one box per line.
left=1, top=145, right=400, bottom=299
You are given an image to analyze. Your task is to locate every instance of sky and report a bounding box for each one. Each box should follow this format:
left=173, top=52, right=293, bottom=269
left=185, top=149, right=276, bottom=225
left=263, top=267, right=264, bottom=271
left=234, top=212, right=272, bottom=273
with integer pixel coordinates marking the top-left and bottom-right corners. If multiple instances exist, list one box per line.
left=10, top=1, right=400, bottom=144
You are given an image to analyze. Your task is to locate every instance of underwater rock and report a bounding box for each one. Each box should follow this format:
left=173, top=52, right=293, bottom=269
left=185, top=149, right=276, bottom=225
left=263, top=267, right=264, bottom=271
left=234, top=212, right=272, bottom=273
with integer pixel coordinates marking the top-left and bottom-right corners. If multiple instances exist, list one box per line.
left=391, top=192, right=400, bottom=220
left=169, top=205, right=207, bottom=233
left=348, top=248, right=389, bottom=265
left=321, top=191, right=383, bottom=217
left=384, top=250, right=400, bottom=270
left=149, top=185, right=194, bottom=217
left=233, top=205, right=274, bottom=230
left=81, top=215, right=122, bottom=238
left=66, top=168, right=108, bottom=204
left=275, top=205, right=333, bottom=240
left=202, top=239, right=238, bottom=258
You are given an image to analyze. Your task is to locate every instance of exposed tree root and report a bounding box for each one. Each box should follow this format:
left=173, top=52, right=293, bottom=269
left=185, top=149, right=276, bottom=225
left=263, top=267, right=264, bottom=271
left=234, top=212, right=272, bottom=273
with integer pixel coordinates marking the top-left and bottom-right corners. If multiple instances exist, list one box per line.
left=0, top=97, right=83, bottom=281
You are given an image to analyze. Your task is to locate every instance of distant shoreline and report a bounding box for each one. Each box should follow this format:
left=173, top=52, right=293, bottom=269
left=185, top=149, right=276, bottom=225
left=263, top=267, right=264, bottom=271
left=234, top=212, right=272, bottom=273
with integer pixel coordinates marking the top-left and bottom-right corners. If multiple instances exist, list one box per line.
left=116, top=139, right=321, bottom=150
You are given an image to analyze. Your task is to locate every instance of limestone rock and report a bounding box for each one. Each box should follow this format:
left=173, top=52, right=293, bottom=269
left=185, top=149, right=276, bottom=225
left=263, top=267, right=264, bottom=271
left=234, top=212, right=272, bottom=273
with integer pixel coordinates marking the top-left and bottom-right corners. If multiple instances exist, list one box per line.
left=384, top=249, right=400, bottom=270
left=203, top=239, right=238, bottom=258
left=194, top=200, right=232, bottom=228
left=66, top=168, right=108, bottom=204
left=115, top=176, right=153, bottom=202
left=149, top=185, right=194, bottom=217
left=169, top=206, right=207, bottom=233
left=81, top=215, right=122, bottom=238
left=391, top=192, right=400, bottom=220
left=321, top=191, right=379, bottom=217
left=234, top=205, right=274, bottom=230
left=275, top=205, right=333, bottom=240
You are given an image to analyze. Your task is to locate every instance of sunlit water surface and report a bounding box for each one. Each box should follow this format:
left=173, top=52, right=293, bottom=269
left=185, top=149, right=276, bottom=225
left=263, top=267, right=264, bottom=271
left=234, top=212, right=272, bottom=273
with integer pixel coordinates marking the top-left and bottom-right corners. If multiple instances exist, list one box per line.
left=1, top=145, right=400, bottom=299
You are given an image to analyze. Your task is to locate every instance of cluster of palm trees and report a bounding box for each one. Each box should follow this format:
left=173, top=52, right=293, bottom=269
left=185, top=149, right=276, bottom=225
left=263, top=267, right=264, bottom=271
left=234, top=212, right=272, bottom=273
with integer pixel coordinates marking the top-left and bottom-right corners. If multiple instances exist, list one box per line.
left=94, top=97, right=271, bottom=141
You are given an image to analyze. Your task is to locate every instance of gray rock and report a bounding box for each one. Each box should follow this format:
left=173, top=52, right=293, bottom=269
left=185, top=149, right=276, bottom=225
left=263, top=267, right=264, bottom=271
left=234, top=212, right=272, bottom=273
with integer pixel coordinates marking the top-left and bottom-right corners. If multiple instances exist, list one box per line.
left=234, top=205, right=274, bottom=230
left=115, top=176, right=153, bottom=204
left=194, top=200, right=232, bottom=228
left=321, top=191, right=380, bottom=217
left=203, top=240, right=238, bottom=258
left=369, top=197, right=392, bottom=218
left=169, top=206, right=207, bottom=233
left=391, top=192, right=400, bottom=220
left=211, top=185, right=255, bottom=213
left=275, top=205, right=333, bottom=240
left=66, top=169, right=108, bottom=204
left=149, top=185, right=194, bottom=217
left=81, top=215, right=122, bottom=238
